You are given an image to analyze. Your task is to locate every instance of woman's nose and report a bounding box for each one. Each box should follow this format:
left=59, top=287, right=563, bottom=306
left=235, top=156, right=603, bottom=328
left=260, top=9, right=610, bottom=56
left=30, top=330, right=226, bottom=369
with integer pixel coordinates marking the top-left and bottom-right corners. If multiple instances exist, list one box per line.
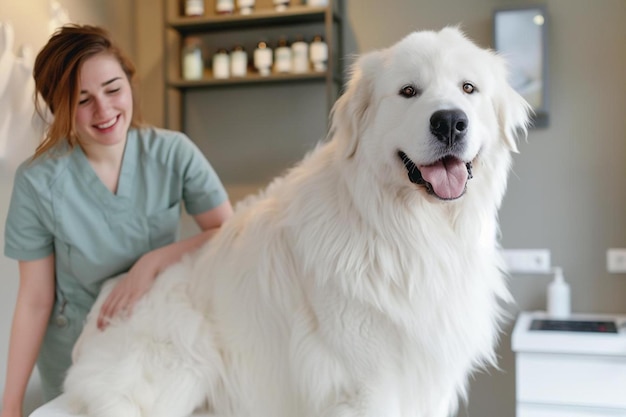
left=92, top=96, right=110, bottom=115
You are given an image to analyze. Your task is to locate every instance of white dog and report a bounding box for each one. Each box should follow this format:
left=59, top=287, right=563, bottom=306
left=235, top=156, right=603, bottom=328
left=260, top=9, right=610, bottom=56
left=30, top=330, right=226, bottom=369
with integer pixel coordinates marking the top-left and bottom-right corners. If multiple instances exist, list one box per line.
left=63, top=27, right=530, bottom=417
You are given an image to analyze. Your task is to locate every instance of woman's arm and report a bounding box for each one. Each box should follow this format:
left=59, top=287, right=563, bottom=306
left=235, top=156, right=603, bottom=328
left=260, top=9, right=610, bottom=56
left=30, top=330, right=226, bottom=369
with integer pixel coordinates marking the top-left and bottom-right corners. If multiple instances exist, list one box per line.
left=1, top=255, right=55, bottom=417
left=97, top=200, right=233, bottom=329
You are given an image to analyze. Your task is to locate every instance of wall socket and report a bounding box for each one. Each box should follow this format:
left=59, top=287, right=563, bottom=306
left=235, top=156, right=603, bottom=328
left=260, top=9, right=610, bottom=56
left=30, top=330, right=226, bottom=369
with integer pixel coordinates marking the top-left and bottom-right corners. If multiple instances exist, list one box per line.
left=607, top=248, right=626, bottom=273
left=501, top=249, right=552, bottom=274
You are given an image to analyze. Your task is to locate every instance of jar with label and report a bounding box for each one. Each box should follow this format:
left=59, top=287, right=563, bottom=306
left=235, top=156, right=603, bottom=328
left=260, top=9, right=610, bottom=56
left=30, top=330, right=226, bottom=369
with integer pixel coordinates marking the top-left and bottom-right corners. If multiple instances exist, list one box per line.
left=309, top=34, right=328, bottom=72
left=274, top=37, right=292, bottom=74
left=184, top=0, right=205, bottom=16
left=236, top=0, right=255, bottom=14
left=230, top=45, right=248, bottom=77
left=306, top=0, right=328, bottom=6
left=254, top=41, right=273, bottom=76
left=291, top=35, right=309, bottom=73
left=216, top=0, right=235, bottom=14
left=181, top=36, right=204, bottom=80
left=273, top=0, right=290, bottom=12
left=212, top=48, right=230, bottom=79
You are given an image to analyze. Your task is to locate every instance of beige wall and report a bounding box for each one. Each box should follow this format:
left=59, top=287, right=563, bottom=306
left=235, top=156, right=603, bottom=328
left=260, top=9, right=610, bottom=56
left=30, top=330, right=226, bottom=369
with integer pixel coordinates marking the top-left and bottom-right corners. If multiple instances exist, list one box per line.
left=134, top=0, right=165, bottom=127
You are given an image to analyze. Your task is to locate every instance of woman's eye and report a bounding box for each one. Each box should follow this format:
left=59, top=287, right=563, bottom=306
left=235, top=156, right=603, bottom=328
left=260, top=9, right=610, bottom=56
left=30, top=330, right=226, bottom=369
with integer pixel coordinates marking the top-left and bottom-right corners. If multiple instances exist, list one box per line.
left=78, top=97, right=90, bottom=105
left=107, top=88, right=121, bottom=94
left=462, top=82, right=476, bottom=94
left=399, top=85, right=418, bottom=98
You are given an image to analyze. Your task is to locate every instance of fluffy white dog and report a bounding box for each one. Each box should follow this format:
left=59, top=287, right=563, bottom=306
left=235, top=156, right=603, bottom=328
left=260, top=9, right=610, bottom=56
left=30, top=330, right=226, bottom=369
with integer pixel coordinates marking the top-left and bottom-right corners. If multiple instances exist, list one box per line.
left=64, top=27, right=530, bottom=417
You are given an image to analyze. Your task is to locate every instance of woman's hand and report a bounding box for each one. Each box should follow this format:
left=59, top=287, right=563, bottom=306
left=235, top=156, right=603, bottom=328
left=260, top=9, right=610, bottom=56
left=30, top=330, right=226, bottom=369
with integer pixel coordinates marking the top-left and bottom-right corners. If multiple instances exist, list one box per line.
left=97, top=251, right=159, bottom=330
left=96, top=202, right=233, bottom=330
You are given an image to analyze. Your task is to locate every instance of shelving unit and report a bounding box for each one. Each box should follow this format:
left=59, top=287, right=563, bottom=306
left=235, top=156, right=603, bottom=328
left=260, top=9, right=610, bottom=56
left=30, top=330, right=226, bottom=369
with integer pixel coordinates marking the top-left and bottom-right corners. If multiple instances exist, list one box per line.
left=163, top=0, right=344, bottom=132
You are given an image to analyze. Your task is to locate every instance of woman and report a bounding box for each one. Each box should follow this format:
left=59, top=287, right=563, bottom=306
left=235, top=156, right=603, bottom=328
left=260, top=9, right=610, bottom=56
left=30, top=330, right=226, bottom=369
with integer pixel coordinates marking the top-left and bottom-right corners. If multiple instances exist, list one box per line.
left=1, top=24, right=233, bottom=416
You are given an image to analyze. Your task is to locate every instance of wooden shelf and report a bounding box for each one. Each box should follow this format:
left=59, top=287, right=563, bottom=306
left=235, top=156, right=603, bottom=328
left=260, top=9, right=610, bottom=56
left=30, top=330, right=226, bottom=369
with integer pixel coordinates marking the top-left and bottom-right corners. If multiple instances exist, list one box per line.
left=163, top=0, right=344, bottom=131
left=169, top=71, right=327, bottom=89
left=168, top=6, right=332, bottom=33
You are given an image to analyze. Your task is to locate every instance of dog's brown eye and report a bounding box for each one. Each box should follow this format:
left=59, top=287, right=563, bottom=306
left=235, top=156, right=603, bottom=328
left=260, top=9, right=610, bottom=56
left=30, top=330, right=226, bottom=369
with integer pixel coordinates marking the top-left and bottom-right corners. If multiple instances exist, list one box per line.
left=462, top=82, right=476, bottom=94
left=399, top=85, right=418, bottom=98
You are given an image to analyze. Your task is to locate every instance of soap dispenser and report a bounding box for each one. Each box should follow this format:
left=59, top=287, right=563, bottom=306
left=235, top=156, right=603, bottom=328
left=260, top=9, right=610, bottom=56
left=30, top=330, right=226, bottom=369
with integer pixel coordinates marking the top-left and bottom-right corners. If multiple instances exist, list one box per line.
left=547, top=267, right=571, bottom=319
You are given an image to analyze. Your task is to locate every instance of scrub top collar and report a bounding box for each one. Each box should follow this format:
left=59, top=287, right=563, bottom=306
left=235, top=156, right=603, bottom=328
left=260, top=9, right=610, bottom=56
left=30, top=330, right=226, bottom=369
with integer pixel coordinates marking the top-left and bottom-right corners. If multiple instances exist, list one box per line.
left=72, top=129, right=138, bottom=207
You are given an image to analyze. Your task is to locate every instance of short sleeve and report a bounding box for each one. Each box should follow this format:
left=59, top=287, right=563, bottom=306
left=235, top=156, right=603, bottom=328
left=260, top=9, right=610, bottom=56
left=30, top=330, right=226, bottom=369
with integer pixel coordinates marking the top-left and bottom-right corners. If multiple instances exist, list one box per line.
left=175, top=134, right=228, bottom=215
left=4, top=169, right=54, bottom=260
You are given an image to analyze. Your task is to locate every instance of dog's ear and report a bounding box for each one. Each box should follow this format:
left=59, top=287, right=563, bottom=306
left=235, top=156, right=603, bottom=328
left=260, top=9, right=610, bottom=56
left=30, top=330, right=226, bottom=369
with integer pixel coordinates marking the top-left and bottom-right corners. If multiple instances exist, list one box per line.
left=329, top=51, right=381, bottom=158
left=492, top=59, right=533, bottom=153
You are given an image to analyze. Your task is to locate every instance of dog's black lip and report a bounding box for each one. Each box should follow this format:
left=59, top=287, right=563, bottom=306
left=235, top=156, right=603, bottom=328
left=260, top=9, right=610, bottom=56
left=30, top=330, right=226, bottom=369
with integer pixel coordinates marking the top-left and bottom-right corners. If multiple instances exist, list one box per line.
left=397, top=151, right=474, bottom=199
left=398, top=151, right=426, bottom=185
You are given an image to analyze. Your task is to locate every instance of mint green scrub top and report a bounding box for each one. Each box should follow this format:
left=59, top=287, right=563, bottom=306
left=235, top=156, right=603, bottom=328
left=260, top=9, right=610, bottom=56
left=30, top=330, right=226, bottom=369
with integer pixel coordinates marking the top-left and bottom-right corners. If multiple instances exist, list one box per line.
left=4, top=127, right=228, bottom=401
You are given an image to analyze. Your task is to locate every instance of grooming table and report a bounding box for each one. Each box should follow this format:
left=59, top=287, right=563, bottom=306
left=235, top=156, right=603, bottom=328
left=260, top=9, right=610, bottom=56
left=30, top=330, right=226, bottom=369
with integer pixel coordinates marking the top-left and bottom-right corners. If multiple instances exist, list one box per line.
left=30, top=394, right=212, bottom=417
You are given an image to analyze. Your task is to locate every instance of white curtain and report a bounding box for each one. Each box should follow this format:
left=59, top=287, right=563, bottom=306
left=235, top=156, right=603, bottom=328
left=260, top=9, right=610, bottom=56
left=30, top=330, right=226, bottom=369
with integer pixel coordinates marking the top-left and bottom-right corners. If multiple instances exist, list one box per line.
left=0, top=1, right=69, bottom=174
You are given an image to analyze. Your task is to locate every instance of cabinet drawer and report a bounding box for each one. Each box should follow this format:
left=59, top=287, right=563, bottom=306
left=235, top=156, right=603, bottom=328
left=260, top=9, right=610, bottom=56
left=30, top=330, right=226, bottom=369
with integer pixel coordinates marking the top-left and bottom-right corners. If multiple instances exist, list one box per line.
left=516, top=353, right=626, bottom=409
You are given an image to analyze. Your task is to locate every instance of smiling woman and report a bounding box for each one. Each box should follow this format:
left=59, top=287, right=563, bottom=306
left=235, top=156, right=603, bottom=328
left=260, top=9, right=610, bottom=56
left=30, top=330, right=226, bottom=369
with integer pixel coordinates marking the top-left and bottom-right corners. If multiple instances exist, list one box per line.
left=1, top=24, right=233, bottom=414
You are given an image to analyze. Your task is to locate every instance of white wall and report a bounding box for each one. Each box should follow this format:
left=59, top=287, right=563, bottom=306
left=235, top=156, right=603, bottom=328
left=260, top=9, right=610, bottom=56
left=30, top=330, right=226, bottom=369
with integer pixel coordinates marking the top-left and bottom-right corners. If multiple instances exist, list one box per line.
left=0, top=1, right=133, bottom=413
left=0, top=3, right=57, bottom=411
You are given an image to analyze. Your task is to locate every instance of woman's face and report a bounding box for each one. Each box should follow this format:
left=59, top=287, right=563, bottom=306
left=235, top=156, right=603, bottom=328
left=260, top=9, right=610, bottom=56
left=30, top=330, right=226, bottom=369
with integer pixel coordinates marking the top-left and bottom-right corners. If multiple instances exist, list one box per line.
left=74, top=53, right=133, bottom=151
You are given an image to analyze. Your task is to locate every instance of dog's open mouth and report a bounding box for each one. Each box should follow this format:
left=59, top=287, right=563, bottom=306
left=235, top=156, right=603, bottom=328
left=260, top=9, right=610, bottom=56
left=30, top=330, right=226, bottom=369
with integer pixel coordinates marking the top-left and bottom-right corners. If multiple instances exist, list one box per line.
left=398, top=151, right=473, bottom=200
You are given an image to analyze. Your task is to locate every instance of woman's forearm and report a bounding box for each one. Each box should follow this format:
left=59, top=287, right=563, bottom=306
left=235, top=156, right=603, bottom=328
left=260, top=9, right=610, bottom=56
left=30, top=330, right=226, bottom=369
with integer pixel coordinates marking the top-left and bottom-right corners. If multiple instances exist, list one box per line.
left=2, top=300, right=53, bottom=411
left=97, top=202, right=233, bottom=328
left=150, top=201, right=233, bottom=275
left=2, top=257, right=55, bottom=413
left=150, top=226, right=220, bottom=275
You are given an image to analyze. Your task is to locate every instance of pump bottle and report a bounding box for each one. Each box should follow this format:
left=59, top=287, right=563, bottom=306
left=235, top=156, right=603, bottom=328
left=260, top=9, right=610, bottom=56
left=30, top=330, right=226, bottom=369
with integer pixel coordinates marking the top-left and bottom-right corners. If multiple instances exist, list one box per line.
left=547, top=267, right=571, bottom=319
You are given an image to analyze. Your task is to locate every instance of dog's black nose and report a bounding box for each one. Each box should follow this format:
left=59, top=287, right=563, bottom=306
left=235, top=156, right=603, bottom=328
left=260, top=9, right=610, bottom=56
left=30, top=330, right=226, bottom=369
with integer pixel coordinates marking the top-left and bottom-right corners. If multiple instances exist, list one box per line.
left=430, top=109, right=468, bottom=146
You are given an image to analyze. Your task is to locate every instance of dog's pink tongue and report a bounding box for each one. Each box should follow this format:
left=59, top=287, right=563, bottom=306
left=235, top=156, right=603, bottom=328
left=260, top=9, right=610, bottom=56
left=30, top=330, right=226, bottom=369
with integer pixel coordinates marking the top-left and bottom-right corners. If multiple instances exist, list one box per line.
left=419, top=157, right=468, bottom=199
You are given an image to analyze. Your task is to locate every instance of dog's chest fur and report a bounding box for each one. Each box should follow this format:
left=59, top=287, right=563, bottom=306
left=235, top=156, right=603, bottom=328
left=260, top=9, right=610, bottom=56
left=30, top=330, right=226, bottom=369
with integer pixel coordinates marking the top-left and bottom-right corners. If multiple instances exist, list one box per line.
left=207, top=143, right=509, bottom=416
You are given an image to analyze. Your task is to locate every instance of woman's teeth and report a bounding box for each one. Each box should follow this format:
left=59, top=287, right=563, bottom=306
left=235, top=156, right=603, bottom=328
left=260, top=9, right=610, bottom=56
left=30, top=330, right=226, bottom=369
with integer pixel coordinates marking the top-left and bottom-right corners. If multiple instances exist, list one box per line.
left=96, top=117, right=117, bottom=129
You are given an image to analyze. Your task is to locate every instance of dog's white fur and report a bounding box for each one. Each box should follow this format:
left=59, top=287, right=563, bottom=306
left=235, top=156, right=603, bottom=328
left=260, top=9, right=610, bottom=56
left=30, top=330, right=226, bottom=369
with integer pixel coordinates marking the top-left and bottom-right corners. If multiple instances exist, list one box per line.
left=64, top=27, right=529, bottom=417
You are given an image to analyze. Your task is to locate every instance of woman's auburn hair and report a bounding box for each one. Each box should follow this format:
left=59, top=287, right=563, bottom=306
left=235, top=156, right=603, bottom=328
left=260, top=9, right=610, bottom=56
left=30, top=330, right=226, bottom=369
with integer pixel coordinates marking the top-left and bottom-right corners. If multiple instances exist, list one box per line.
left=32, top=24, right=143, bottom=160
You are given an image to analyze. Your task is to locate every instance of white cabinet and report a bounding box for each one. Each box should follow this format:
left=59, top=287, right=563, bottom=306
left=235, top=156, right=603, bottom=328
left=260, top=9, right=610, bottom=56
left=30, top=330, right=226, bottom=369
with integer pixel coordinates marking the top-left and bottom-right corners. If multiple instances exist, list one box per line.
left=512, top=311, right=626, bottom=417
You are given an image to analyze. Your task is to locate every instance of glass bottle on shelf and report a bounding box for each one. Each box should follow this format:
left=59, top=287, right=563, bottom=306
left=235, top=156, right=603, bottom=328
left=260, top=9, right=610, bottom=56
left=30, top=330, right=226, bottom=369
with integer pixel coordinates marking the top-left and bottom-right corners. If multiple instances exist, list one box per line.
left=274, top=37, right=292, bottom=74
left=309, top=35, right=328, bottom=72
left=273, top=0, right=290, bottom=12
left=291, top=35, right=309, bottom=73
left=254, top=41, right=273, bottom=76
left=212, top=48, right=230, bottom=79
left=236, top=0, right=255, bottom=15
left=230, top=45, right=248, bottom=77
left=181, top=36, right=204, bottom=80
left=183, top=0, right=205, bottom=16
left=216, top=0, right=235, bottom=14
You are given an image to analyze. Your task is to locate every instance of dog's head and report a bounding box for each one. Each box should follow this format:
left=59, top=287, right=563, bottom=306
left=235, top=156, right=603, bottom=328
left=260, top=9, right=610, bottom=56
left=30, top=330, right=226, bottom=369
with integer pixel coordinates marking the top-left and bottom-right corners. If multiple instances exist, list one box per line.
left=330, top=27, right=531, bottom=203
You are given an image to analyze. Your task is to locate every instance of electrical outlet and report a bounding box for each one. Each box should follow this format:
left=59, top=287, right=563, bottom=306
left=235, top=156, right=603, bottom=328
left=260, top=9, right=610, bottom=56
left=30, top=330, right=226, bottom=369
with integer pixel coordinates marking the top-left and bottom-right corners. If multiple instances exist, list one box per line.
left=501, top=249, right=551, bottom=274
left=607, top=248, right=626, bottom=273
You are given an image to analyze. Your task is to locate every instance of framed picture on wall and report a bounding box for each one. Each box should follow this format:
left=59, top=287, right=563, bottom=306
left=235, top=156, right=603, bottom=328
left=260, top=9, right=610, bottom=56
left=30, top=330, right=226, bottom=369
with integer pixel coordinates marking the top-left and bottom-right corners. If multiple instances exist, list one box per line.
left=493, top=5, right=549, bottom=127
